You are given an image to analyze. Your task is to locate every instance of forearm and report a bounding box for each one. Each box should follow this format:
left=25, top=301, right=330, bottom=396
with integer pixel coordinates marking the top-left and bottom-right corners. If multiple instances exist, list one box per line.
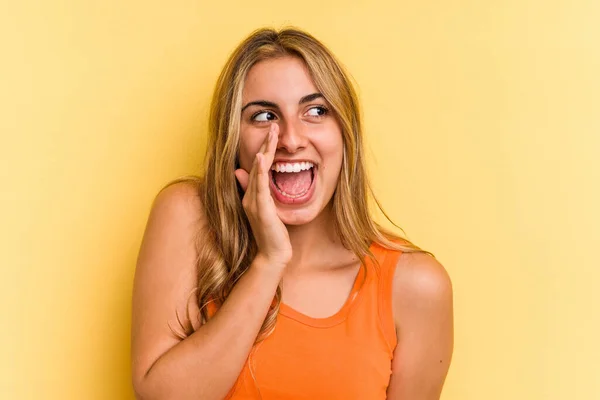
left=134, top=256, right=283, bottom=400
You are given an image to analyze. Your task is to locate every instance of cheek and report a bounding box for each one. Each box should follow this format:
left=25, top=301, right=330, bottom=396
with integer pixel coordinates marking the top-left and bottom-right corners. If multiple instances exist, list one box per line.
left=320, top=130, right=344, bottom=171
left=329, top=148, right=344, bottom=179
left=315, top=137, right=344, bottom=188
left=238, top=132, right=263, bottom=171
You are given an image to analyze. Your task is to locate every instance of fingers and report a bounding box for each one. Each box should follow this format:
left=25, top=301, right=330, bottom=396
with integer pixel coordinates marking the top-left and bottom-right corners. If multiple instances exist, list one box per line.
left=256, top=153, right=269, bottom=199
left=256, top=125, right=278, bottom=198
left=236, top=127, right=271, bottom=192
left=237, top=123, right=279, bottom=203
left=256, top=124, right=273, bottom=158
left=245, top=153, right=260, bottom=199
left=264, top=123, right=279, bottom=167
left=234, top=169, right=249, bottom=191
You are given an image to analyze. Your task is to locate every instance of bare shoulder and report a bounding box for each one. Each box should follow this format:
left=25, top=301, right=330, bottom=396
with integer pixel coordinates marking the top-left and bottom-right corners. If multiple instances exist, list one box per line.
left=392, top=251, right=453, bottom=324
left=131, top=178, right=206, bottom=384
left=151, top=178, right=205, bottom=228
left=135, top=177, right=206, bottom=303
left=387, top=250, right=454, bottom=398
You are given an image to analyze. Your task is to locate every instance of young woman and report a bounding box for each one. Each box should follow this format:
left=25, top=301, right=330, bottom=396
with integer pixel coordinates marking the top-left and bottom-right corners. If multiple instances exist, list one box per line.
left=131, top=27, right=454, bottom=400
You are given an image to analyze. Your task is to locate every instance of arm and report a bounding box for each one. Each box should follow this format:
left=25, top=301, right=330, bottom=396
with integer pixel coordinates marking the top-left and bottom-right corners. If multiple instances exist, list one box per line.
left=131, top=182, right=283, bottom=400
left=386, top=252, right=454, bottom=400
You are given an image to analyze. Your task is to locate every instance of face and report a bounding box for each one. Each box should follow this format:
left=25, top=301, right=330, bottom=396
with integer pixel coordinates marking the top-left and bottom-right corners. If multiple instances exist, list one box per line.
left=238, top=56, right=344, bottom=226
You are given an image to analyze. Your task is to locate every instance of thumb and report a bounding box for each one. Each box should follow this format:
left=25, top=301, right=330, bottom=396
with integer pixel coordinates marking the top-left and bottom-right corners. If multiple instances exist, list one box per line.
left=234, top=168, right=249, bottom=192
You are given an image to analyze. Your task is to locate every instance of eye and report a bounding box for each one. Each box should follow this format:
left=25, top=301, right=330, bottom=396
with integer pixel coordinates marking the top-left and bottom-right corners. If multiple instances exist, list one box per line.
left=252, top=111, right=277, bottom=122
left=305, top=106, right=329, bottom=118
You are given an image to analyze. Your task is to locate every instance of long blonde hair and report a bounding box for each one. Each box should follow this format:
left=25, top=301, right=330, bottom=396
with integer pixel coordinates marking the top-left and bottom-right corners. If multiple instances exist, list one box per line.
left=165, top=27, right=431, bottom=342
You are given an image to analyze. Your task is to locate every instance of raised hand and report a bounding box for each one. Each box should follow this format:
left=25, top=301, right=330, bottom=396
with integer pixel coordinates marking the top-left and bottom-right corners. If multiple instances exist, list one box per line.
left=234, top=123, right=292, bottom=270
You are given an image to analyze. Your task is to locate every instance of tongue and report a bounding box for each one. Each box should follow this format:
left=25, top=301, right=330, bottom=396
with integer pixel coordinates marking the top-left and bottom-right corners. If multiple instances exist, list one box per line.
left=273, top=170, right=312, bottom=195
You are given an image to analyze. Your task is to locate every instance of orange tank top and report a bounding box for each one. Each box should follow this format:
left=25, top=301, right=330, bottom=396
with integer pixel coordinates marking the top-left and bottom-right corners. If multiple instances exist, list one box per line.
left=216, top=242, right=402, bottom=399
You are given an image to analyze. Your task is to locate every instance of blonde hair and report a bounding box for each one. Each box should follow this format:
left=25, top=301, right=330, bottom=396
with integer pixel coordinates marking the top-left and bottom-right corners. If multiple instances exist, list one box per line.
left=165, top=27, right=432, bottom=343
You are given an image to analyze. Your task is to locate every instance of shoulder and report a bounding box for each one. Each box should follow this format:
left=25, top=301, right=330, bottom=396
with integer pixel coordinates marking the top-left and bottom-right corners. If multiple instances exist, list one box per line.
left=136, top=177, right=206, bottom=276
left=135, top=177, right=206, bottom=294
left=151, top=177, right=204, bottom=224
left=142, top=177, right=207, bottom=259
left=143, top=176, right=205, bottom=234
left=391, top=251, right=453, bottom=326
left=131, top=178, right=206, bottom=384
left=385, top=250, right=454, bottom=397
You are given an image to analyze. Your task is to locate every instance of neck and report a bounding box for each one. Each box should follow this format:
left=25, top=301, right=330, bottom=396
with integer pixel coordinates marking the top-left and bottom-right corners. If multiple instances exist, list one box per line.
left=284, top=203, right=345, bottom=271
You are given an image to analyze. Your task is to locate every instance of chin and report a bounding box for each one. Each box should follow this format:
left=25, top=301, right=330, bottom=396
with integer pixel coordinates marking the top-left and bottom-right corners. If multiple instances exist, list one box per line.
left=277, top=206, right=321, bottom=226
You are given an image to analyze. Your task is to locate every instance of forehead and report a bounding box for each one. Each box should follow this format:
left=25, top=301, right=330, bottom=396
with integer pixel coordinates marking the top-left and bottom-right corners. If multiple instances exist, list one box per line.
left=242, top=56, right=319, bottom=102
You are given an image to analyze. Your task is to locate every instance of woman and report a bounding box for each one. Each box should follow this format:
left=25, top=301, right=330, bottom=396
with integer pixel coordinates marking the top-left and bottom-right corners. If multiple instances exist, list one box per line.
left=131, top=27, right=453, bottom=400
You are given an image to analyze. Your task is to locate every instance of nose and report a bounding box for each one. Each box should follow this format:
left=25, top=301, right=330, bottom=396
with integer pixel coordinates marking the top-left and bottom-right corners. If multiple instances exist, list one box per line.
left=275, top=119, right=306, bottom=154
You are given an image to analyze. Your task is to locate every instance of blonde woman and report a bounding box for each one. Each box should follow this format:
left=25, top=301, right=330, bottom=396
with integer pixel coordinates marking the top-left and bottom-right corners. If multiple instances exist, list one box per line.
left=131, top=27, right=454, bottom=400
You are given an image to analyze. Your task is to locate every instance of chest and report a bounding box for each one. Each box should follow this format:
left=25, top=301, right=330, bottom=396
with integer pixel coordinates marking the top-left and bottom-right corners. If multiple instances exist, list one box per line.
left=226, top=310, right=393, bottom=400
left=280, top=263, right=362, bottom=319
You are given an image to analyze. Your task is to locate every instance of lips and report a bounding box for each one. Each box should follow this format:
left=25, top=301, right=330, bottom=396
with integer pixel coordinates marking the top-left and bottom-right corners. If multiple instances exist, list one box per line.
left=268, top=165, right=317, bottom=205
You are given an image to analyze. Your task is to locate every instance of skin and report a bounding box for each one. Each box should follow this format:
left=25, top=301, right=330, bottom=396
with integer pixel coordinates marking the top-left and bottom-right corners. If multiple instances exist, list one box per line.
left=236, top=56, right=343, bottom=228
left=237, top=56, right=454, bottom=396
left=387, top=252, right=454, bottom=398
left=131, top=55, right=453, bottom=400
left=235, top=56, right=365, bottom=318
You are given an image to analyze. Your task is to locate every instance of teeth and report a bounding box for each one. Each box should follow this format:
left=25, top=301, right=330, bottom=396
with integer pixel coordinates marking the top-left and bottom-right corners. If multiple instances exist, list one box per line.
left=271, top=161, right=314, bottom=173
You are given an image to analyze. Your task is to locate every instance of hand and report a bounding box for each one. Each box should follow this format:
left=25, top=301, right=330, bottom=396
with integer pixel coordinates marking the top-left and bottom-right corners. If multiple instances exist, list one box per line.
left=235, top=124, right=292, bottom=270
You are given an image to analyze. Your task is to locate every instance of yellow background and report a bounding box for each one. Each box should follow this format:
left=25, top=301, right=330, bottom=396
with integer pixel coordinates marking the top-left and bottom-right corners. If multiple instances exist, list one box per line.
left=2, top=1, right=599, bottom=399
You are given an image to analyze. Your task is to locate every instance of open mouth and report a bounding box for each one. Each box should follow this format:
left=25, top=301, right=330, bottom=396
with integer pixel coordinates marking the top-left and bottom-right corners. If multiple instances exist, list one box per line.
left=269, top=161, right=316, bottom=199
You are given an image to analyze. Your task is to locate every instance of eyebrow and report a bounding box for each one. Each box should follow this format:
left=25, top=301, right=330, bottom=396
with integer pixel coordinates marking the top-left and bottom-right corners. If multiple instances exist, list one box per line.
left=241, top=92, right=325, bottom=113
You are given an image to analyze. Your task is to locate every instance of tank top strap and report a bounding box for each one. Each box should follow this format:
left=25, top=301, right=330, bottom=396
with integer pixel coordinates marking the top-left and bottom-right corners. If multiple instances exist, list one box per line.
left=205, top=298, right=219, bottom=318
left=372, top=243, right=403, bottom=352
